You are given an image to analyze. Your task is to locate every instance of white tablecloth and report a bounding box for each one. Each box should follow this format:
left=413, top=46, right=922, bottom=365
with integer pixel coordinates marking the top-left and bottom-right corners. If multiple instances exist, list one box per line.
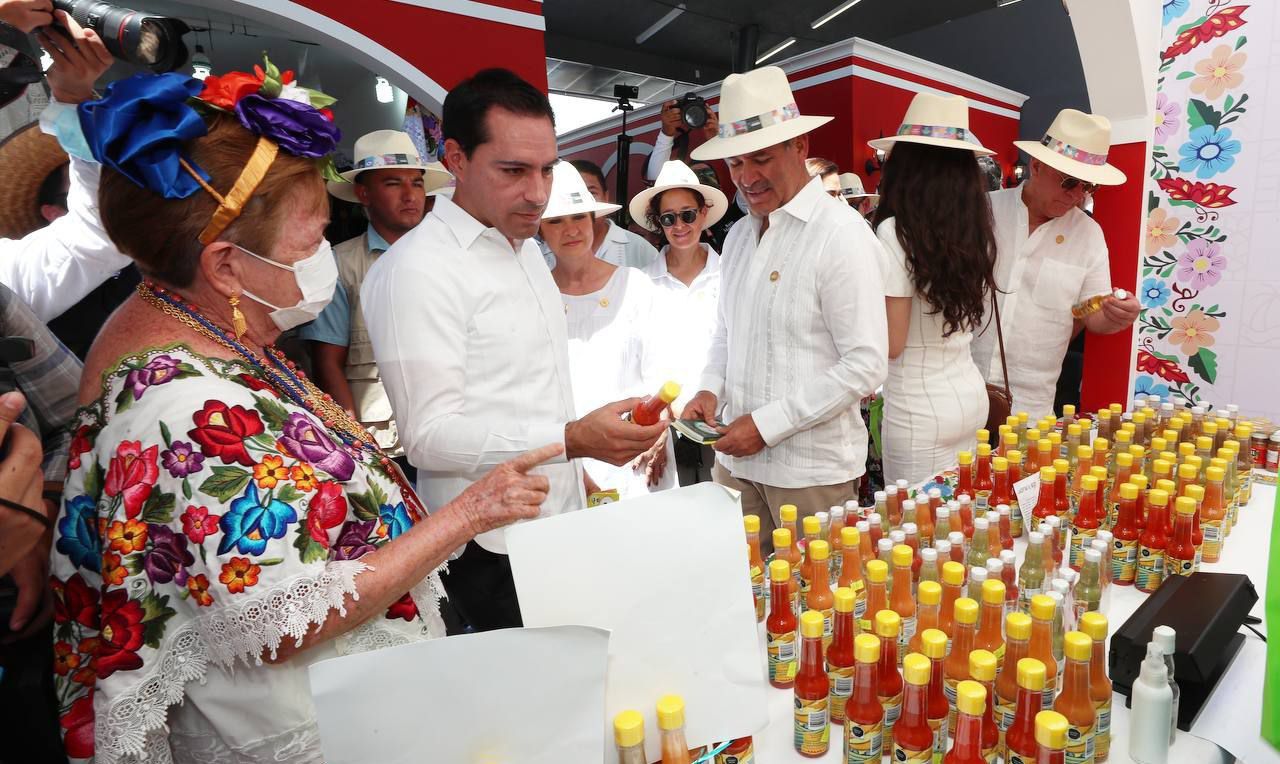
left=751, top=484, right=1277, bottom=763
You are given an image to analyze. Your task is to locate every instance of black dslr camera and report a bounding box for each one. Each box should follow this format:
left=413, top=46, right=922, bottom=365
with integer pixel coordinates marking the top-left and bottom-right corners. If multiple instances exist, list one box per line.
left=677, top=93, right=709, bottom=130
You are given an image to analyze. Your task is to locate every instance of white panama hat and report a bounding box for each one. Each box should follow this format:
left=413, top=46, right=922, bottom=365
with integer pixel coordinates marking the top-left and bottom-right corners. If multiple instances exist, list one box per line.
left=541, top=161, right=621, bottom=220
left=689, top=66, right=832, bottom=161
left=327, top=129, right=453, bottom=203
left=837, top=172, right=878, bottom=202
left=869, top=92, right=994, bottom=156
left=628, top=160, right=729, bottom=232
left=1014, top=108, right=1127, bottom=186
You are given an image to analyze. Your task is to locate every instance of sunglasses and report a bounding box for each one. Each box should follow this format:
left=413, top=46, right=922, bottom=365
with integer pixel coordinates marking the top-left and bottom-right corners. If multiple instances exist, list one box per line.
left=1051, top=167, right=1098, bottom=195
left=658, top=209, right=700, bottom=228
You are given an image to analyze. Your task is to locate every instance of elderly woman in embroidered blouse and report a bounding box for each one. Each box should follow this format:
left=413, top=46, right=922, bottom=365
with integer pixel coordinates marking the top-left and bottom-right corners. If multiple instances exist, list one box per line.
left=49, top=68, right=556, bottom=764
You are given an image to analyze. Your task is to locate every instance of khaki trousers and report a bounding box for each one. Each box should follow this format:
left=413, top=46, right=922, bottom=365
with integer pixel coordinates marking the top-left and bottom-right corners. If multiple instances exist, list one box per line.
left=712, top=461, right=857, bottom=556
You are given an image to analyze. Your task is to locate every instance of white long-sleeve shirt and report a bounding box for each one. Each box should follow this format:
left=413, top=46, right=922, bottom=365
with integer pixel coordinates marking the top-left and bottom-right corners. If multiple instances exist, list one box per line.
left=361, top=195, right=585, bottom=554
left=0, top=157, right=131, bottom=321
left=699, top=176, right=889, bottom=488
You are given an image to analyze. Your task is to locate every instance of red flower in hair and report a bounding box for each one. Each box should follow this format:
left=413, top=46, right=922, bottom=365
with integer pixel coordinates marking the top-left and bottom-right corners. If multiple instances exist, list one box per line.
left=199, top=71, right=264, bottom=110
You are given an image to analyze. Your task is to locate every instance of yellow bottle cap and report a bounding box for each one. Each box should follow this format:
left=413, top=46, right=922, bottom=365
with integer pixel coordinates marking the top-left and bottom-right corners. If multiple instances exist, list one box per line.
left=1156, top=479, right=1177, bottom=495
left=772, top=528, right=792, bottom=549
left=1068, top=423, right=1082, bottom=436
left=1098, top=409, right=1112, bottom=420
left=1039, top=439, right=1053, bottom=454
left=1197, top=436, right=1214, bottom=451
left=1007, top=449, right=1023, bottom=463
left=1175, top=496, right=1197, bottom=516
left=955, top=597, right=979, bottom=625
left=1039, top=466, right=1057, bottom=482
left=1179, top=442, right=1196, bottom=457
left=958, top=450, right=973, bottom=465
left=658, top=381, right=682, bottom=403
left=1018, top=412, right=1029, bottom=423
left=1130, top=445, right=1146, bottom=459
left=978, top=443, right=992, bottom=457
left=917, top=580, right=942, bottom=606
left=768, top=559, right=790, bottom=580
left=875, top=608, right=901, bottom=637
left=1210, top=457, right=1229, bottom=470
left=954, top=680, right=987, bottom=717
left=969, top=649, right=997, bottom=682
left=867, top=559, right=889, bottom=583
left=1006, top=612, right=1033, bottom=641
left=942, top=561, right=966, bottom=586
left=978, top=427, right=991, bottom=439
left=903, top=653, right=931, bottom=686
left=1003, top=432, right=1019, bottom=447
left=1148, top=488, right=1169, bottom=507
left=1236, top=424, right=1253, bottom=437
left=1017, top=658, right=1048, bottom=691
left=1117, top=452, right=1134, bottom=467
left=1007, top=415, right=1021, bottom=428
left=1064, top=631, right=1091, bottom=661
left=1077, top=445, right=1093, bottom=460
left=1207, top=466, right=1225, bottom=482
left=1030, top=594, right=1056, bottom=621
left=1116, top=429, right=1132, bottom=444
left=982, top=578, right=1006, bottom=604
left=1153, top=458, right=1172, bottom=475
left=1120, top=483, right=1139, bottom=500
left=809, top=539, right=830, bottom=561
left=1131, top=474, right=1149, bottom=490
left=1186, top=455, right=1203, bottom=471
left=1050, top=433, right=1062, bottom=448
left=892, top=544, right=913, bottom=567
left=1036, top=710, right=1070, bottom=750
left=1026, top=428, right=1041, bottom=443
left=1185, top=484, right=1204, bottom=501
left=1090, top=466, right=1109, bottom=481
left=1094, top=437, right=1110, bottom=452
left=1081, top=474, right=1098, bottom=491
left=1151, top=437, right=1168, bottom=453
left=744, top=515, right=760, bottom=534
left=1053, top=458, right=1069, bottom=474
left=855, top=633, right=881, bottom=664
left=993, top=456, right=1009, bottom=472
left=780, top=504, right=798, bottom=522
left=922, top=628, right=947, bottom=659
left=841, top=525, right=860, bottom=547
left=614, top=710, right=645, bottom=748
left=803, top=516, right=821, bottom=536
left=1080, top=612, right=1108, bottom=642
left=656, top=694, right=685, bottom=730
left=800, top=610, right=824, bottom=639
left=835, top=587, right=855, bottom=613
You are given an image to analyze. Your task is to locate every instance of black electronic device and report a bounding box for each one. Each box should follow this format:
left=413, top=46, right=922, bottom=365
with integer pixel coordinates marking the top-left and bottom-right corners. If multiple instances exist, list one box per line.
left=1109, top=572, right=1258, bottom=731
left=53, top=0, right=190, bottom=72
left=678, top=92, right=708, bottom=130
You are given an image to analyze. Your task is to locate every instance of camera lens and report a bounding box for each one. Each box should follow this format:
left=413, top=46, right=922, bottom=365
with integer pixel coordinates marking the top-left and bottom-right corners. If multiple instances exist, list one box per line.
left=680, top=95, right=708, bottom=130
left=53, top=0, right=189, bottom=72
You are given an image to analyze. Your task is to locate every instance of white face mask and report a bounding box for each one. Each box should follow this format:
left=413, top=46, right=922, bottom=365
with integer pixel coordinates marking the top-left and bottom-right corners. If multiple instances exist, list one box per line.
left=238, top=239, right=338, bottom=331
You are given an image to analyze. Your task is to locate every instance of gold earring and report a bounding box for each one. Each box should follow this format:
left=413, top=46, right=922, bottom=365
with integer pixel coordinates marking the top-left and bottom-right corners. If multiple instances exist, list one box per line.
left=229, top=293, right=247, bottom=340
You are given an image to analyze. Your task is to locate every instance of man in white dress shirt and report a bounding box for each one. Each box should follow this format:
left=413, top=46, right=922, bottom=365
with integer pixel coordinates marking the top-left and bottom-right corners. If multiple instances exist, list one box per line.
left=971, top=109, right=1141, bottom=419
left=682, top=67, right=889, bottom=551
left=362, top=69, right=665, bottom=630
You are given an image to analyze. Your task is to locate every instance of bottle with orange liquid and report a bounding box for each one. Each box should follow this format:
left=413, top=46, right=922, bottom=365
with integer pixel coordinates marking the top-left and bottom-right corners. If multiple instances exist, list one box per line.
left=1024, top=429, right=1044, bottom=472
left=1032, top=466, right=1057, bottom=529
left=1069, top=446, right=1094, bottom=508
left=1106, top=452, right=1135, bottom=527
left=1028, top=595, right=1059, bottom=707
left=876, top=610, right=905, bottom=751
left=800, top=516, right=822, bottom=604
left=997, top=613, right=1034, bottom=747
left=1052, top=459, right=1071, bottom=521
left=1035, top=710, right=1069, bottom=764
left=1135, top=488, right=1170, bottom=593
left=846, top=633, right=885, bottom=762
left=945, top=597, right=980, bottom=732
left=992, top=457, right=1020, bottom=539
left=1005, top=658, right=1048, bottom=764
left=976, top=443, right=996, bottom=508
left=969, top=650, right=1001, bottom=761
left=1053, top=632, right=1096, bottom=764
left=839, top=526, right=868, bottom=622
left=745, top=516, right=766, bottom=621
left=807, top=541, right=836, bottom=650
left=656, top=694, right=695, bottom=764
left=909, top=581, right=943, bottom=656
left=780, top=503, right=801, bottom=554
left=766, top=559, right=798, bottom=687
left=892, top=544, right=918, bottom=657
left=938, top=561, right=966, bottom=646
left=773, top=528, right=801, bottom=614
left=829, top=506, right=846, bottom=579
left=976, top=579, right=1006, bottom=656
left=1080, top=612, right=1112, bottom=763
left=864, top=560, right=889, bottom=633
left=829, top=587, right=858, bottom=725
left=1129, top=472, right=1149, bottom=534
left=887, top=484, right=904, bottom=528
left=632, top=381, right=681, bottom=425
left=1111, top=484, right=1141, bottom=585
left=895, top=653, right=936, bottom=763
left=795, top=610, right=831, bottom=757
left=922, top=629, right=951, bottom=758
left=1184, top=483, right=1205, bottom=571
left=1165, top=496, right=1197, bottom=578
left=1201, top=466, right=1227, bottom=563
left=1069, top=475, right=1102, bottom=570
left=857, top=520, right=875, bottom=575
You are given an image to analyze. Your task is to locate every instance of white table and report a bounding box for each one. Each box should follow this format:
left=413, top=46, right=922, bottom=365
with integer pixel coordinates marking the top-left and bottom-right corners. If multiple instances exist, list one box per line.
left=751, top=484, right=1277, bottom=763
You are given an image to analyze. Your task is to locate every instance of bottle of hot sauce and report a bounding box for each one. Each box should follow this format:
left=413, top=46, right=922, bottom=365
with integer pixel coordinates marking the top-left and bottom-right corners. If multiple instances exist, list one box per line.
left=773, top=528, right=801, bottom=614
left=1052, top=459, right=1071, bottom=521
left=614, top=710, right=647, bottom=764
left=1111, top=484, right=1141, bottom=586
left=938, top=561, right=966, bottom=645
left=909, top=581, right=943, bottom=656
left=968, top=651, right=1001, bottom=761
left=1032, top=466, right=1058, bottom=529
left=807, top=540, right=836, bottom=649
left=657, top=694, right=695, bottom=764
left=958, top=450, right=975, bottom=503
left=922, top=629, right=951, bottom=758
left=1035, top=710, right=1070, bottom=764
left=829, top=587, right=858, bottom=726
left=976, top=579, right=1007, bottom=667
left=632, top=381, right=681, bottom=425
left=1165, top=496, right=1197, bottom=578
left=864, top=560, right=889, bottom=634
left=1079, top=613, right=1112, bottom=763
left=876, top=610, right=906, bottom=752
left=1001, top=549, right=1020, bottom=613
left=1053, top=632, right=1097, bottom=764
left=780, top=503, right=802, bottom=557
left=839, top=526, right=868, bottom=623
left=945, top=598, right=980, bottom=732
left=1130, top=473, right=1149, bottom=533
left=829, top=506, right=846, bottom=577
left=1184, top=483, right=1205, bottom=571
left=1069, top=475, right=1102, bottom=571
left=1201, top=466, right=1227, bottom=563
left=800, top=516, right=822, bottom=605
left=976, top=443, right=996, bottom=508
left=946, top=680, right=991, bottom=764
left=766, top=559, right=798, bottom=688
left=795, top=610, right=831, bottom=757
left=1106, top=453, right=1135, bottom=527
left=992, top=457, right=1020, bottom=539
left=1024, top=429, right=1044, bottom=473
left=858, top=520, right=876, bottom=576
left=1028, top=595, right=1059, bottom=706
left=895, top=653, right=936, bottom=763
left=846, top=633, right=885, bottom=762
left=997, top=505, right=1016, bottom=552
left=1005, top=658, right=1049, bottom=764
left=1019, top=532, right=1047, bottom=613
left=745, top=516, right=766, bottom=622
left=998, top=613, right=1034, bottom=748
left=887, top=484, right=904, bottom=528
left=1135, top=488, right=1170, bottom=593
left=891, top=545, right=918, bottom=657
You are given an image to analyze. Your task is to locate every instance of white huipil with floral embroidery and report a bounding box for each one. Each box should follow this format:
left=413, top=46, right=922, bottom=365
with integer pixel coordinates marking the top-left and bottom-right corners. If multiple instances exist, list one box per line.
left=51, top=346, right=444, bottom=764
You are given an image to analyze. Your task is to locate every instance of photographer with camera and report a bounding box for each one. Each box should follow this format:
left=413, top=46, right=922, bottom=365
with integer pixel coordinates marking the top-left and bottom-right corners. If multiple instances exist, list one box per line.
left=646, top=95, right=719, bottom=183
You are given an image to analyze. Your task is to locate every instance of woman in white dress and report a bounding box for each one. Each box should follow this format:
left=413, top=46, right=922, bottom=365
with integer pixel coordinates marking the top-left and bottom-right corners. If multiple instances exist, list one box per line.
left=869, top=93, right=997, bottom=485
left=542, top=163, right=677, bottom=497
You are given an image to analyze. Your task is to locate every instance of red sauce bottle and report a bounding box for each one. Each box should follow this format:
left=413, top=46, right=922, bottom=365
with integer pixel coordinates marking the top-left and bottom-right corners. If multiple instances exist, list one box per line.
left=631, top=381, right=681, bottom=425
left=1034, top=710, right=1069, bottom=764
left=846, top=633, right=885, bottom=762
left=1032, top=466, right=1057, bottom=527
left=945, top=680, right=991, bottom=764
left=1164, top=496, right=1198, bottom=578
left=1136, top=488, right=1170, bottom=593
left=828, top=587, right=858, bottom=725
left=894, top=653, right=936, bottom=762
left=1111, top=483, right=1142, bottom=586
left=921, top=629, right=951, bottom=758
left=794, top=610, right=831, bottom=757
left=876, top=610, right=905, bottom=752
left=766, top=559, right=798, bottom=688
left=1005, top=658, right=1048, bottom=764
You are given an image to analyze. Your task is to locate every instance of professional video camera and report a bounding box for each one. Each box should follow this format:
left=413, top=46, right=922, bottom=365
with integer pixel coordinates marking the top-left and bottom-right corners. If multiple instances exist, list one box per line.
left=676, top=92, right=709, bottom=130
left=0, top=1, right=189, bottom=107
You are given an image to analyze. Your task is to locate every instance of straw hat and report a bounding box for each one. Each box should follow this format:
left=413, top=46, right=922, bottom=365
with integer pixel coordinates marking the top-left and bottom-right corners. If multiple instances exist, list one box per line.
left=1014, top=109, right=1126, bottom=186
left=541, top=161, right=620, bottom=220
left=837, top=172, right=878, bottom=202
left=0, top=123, right=69, bottom=239
left=327, top=129, right=453, bottom=203
left=628, top=160, right=729, bottom=232
left=689, top=66, right=832, bottom=161
left=869, top=92, right=994, bottom=156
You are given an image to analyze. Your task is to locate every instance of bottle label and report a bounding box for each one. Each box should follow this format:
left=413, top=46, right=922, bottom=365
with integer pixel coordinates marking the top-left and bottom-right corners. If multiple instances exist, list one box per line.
left=829, top=664, right=854, bottom=723
left=881, top=690, right=903, bottom=736
left=1095, top=696, right=1111, bottom=762
left=1010, top=504, right=1023, bottom=538
left=751, top=566, right=765, bottom=621
left=794, top=696, right=830, bottom=755
left=1203, top=520, right=1224, bottom=561
left=854, top=585, right=868, bottom=620
left=1112, top=537, right=1138, bottom=584
left=1165, top=553, right=1195, bottom=577
left=945, top=676, right=960, bottom=733
left=1069, top=529, right=1095, bottom=569
left=767, top=630, right=798, bottom=683
left=996, top=695, right=1016, bottom=731
left=1042, top=686, right=1056, bottom=709
left=982, top=742, right=999, bottom=763
left=1064, top=720, right=1094, bottom=764
left=1008, top=752, right=1033, bottom=764
left=898, top=617, right=917, bottom=658
left=845, top=718, right=883, bottom=762
left=890, top=741, right=933, bottom=763
left=1136, top=545, right=1165, bottom=591
left=929, top=715, right=949, bottom=757
left=716, top=744, right=755, bottom=764
left=823, top=608, right=836, bottom=645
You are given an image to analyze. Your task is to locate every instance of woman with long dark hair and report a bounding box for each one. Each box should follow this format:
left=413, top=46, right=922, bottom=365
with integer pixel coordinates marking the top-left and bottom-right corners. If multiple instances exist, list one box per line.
left=870, top=93, right=997, bottom=484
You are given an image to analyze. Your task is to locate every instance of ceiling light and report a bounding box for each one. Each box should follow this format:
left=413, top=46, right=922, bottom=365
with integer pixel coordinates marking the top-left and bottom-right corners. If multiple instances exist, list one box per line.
left=811, top=0, right=866, bottom=29
left=636, top=3, right=686, bottom=45
left=191, top=44, right=212, bottom=80
left=756, top=37, right=796, bottom=65
left=375, top=76, right=394, bottom=104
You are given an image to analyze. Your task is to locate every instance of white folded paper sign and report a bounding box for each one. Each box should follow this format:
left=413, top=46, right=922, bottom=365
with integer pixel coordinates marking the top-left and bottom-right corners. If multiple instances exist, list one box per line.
left=507, top=482, right=769, bottom=764
left=308, top=625, right=610, bottom=764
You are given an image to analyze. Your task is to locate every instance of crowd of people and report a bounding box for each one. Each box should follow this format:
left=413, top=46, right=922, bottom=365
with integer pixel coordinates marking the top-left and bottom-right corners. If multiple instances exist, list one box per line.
left=0, top=2, right=1143, bottom=760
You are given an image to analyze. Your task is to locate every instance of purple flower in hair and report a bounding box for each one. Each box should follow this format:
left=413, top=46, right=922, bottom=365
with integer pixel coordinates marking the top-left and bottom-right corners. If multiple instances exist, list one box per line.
left=235, top=94, right=341, bottom=158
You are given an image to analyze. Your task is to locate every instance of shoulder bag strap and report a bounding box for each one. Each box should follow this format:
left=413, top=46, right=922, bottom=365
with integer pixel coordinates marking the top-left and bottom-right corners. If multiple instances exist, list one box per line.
left=992, top=289, right=1011, bottom=399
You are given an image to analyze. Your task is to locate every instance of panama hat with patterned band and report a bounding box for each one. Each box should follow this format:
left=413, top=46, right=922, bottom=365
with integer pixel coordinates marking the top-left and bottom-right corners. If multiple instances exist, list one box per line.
left=327, top=129, right=453, bottom=203
left=869, top=92, right=994, bottom=156
left=689, top=66, right=832, bottom=161
left=0, top=122, right=69, bottom=239
left=837, top=172, right=878, bottom=202
left=1014, top=108, right=1127, bottom=186
left=628, top=160, right=729, bottom=232
left=541, top=161, right=621, bottom=220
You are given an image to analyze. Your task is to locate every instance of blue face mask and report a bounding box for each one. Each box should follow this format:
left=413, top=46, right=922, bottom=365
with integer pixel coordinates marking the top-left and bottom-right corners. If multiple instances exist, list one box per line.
left=238, top=239, right=338, bottom=331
